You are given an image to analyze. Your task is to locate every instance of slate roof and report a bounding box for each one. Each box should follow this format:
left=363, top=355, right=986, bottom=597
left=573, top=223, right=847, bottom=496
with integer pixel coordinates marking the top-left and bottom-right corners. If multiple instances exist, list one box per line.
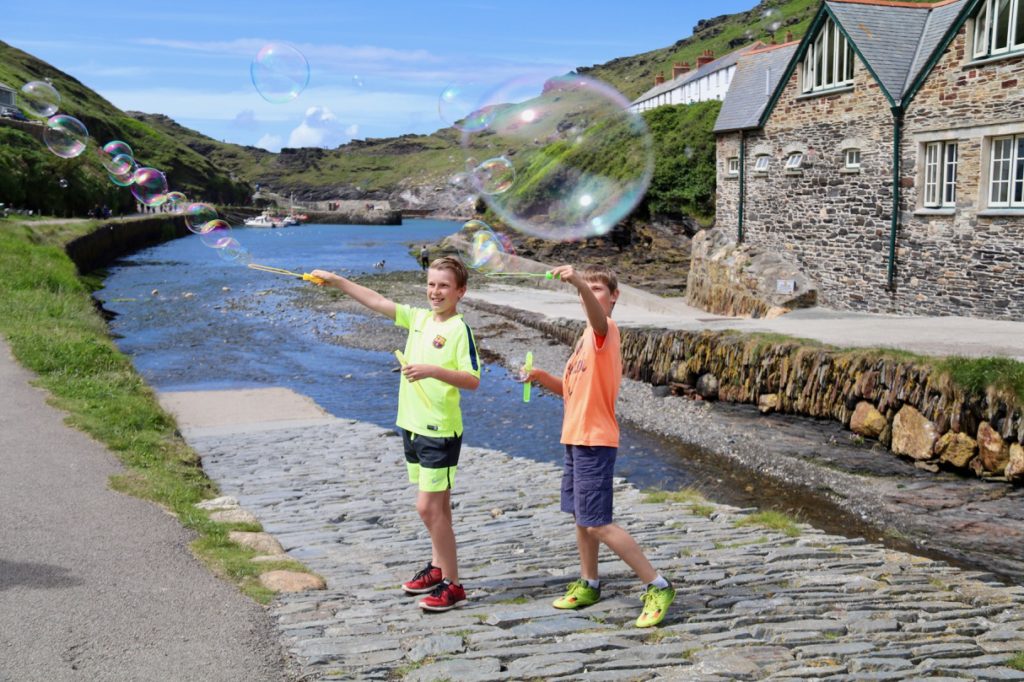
left=632, top=44, right=756, bottom=106
left=826, top=0, right=969, bottom=105
left=713, top=43, right=799, bottom=132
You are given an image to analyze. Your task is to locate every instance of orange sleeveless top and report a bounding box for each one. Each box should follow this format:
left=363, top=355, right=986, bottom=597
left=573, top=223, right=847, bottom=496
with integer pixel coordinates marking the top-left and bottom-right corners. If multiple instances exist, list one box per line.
left=560, top=319, right=621, bottom=447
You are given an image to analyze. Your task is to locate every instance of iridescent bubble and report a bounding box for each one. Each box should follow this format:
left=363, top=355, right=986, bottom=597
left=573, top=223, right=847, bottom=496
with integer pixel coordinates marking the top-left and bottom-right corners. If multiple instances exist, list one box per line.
left=131, top=167, right=169, bottom=207
left=199, top=219, right=232, bottom=248
left=58, top=178, right=68, bottom=189
left=459, top=220, right=510, bottom=273
left=97, top=140, right=134, bottom=174
left=352, top=74, right=364, bottom=87
left=184, top=203, right=218, bottom=233
left=461, top=74, right=653, bottom=241
left=214, top=237, right=252, bottom=265
left=20, top=81, right=60, bottom=119
left=470, top=156, right=516, bottom=195
left=438, top=82, right=491, bottom=132
left=165, top=191, right=188, bottom=213
left=251, top=42, right=309, bottom=104
left=108, top=159, right=137, bottom=187
left=43, top=115, right=88, bottom=159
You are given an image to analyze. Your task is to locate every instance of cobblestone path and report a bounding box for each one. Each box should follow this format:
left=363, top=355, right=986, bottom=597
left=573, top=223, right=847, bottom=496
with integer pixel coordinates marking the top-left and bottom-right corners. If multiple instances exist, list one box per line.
left=192, top=418, right=1024, bottom=681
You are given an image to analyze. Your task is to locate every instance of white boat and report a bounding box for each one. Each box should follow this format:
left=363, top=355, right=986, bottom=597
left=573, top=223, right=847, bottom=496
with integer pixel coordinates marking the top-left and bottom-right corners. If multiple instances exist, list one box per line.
left=279, top=215, right=300, bottom=227
left=244, top=212, right=282, bottom=228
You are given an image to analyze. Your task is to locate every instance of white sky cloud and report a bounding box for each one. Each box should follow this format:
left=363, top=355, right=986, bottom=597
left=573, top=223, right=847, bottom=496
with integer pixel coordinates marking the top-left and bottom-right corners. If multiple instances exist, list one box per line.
left=256, top=133, right=282, bottom=151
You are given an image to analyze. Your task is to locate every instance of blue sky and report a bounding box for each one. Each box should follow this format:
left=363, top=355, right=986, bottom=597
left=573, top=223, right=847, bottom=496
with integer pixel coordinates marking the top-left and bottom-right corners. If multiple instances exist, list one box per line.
left=4, top=0, right=758, bottom=151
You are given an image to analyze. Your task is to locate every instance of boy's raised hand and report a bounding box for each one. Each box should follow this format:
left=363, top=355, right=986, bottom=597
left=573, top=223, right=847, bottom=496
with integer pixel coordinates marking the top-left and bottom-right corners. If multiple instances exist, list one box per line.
left=549, top=264, right=579, bottom=287
left=309, top=269, right=341, bottom=286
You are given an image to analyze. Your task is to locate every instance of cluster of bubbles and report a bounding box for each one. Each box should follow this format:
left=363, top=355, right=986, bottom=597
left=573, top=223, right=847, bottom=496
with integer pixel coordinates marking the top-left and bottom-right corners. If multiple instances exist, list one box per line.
left=438, top=73, right=654, bottom=243
left=17, top=78, right=251, bottom=266
left=458, top=219, right=517, bottom=274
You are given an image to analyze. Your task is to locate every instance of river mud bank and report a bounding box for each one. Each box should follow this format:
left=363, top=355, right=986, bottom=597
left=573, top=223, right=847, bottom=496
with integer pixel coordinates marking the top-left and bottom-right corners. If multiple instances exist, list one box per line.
left=280, top=271, right=1024, bottom=585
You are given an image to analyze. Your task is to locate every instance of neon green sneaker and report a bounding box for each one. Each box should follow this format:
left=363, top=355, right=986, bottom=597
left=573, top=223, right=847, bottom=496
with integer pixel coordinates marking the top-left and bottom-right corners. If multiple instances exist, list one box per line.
left=552, top=578, right=601, bottom=609
left=635, top=581, right=676, bottom=628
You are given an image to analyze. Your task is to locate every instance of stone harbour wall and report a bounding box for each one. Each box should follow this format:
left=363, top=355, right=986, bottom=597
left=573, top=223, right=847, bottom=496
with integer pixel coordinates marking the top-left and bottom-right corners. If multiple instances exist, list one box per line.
left=470, top=300, right=1024, bottom=483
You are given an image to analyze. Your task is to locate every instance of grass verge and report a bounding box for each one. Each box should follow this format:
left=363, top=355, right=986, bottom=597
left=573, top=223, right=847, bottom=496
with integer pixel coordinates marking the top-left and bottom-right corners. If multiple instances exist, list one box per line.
left=734, top=511, right=801, bottom=537
left=0, top=218, right=316, bottom=604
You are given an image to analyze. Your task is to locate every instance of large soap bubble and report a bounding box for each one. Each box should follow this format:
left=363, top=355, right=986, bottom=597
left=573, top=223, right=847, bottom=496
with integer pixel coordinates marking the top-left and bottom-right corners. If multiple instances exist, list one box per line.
left=438, top=82, right=490, bottom=132
left=97, top=140, right=134, bottom=174
left=21, top=81, right=61, bottom=119
left=461, top=74, right=653, bottom=242
left=164, top=191, right=188, bottom=213
left=184, top=203, right=218, bottom=233
left=459, top=220, right=513, bottom=273
left=251, top=42, right=309, bottom=103
left=108, top=158, right=137, bottom=187
left=43, top=115, right=89, bottom=159
left=131, top=167, right=169, bottom=207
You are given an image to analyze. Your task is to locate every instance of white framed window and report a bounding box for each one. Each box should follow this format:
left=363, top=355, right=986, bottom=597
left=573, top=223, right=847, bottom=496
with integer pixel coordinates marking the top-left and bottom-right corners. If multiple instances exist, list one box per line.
left=845, top=149, right=861, bottom=169
left=923, top=141, right=958, bottom=208
left=973, top=0, right=1024, bottom=59
left=785, top=152, right=803, bottom=170
left=727, top=157, right=739, bottom=175
left=987, top=134, right=1024, bottom=207
left=754, top=155, right=771, bottom=172
left=801, top=16, right=855, bottom=93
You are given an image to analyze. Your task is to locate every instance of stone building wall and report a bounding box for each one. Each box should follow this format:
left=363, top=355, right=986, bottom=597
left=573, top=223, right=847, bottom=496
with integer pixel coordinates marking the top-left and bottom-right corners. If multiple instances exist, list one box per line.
left=900, top=22, right=1024, bottom=319
left=715, top=133, right=741, bottom=235
left=734, top=58, right=897, bottom=312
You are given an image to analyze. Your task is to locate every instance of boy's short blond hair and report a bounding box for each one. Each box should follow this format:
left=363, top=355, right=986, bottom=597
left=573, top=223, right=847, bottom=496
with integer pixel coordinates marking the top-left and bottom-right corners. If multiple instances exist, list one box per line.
left=580, top=264, right=618, bottom=293
left=429, top=256, right=469, bottom=289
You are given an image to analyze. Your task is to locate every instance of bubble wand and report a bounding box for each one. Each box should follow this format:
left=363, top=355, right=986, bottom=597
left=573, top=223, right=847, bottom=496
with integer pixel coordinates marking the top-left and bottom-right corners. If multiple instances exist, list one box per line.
left=522, top=351, right=533, bottom=403
left=247, top=263, right=325, bottom=284
left=394, top=350, right=432, bottom=408
left=484, top=272, right=560, bottom=279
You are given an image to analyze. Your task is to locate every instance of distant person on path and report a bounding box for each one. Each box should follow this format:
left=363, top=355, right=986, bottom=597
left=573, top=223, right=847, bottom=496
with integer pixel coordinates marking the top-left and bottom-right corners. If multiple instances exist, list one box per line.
left=310, top=257, right=481, bottom=612
left=519, top=264, right=676, bottom=628
left=419, top=245, right=430, bottom=271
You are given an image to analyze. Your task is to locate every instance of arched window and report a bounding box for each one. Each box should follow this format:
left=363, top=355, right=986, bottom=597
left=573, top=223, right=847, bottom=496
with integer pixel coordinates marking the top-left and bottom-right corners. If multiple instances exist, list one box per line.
left=801, top=16, right=855, bottom=93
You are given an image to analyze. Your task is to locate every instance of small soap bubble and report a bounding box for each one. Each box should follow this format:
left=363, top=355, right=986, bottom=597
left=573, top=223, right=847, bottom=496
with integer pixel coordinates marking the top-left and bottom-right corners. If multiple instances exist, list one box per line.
left=438, top=82, right=490, bottom=132
left=251, top=42, right=309, bottom=104
left=20, top=81, right=60, bottom=119
left=43, top=114, right=89, bottom=159
left=459, top=220, right=511, bottom=273
left=184, top=203, right=218, bottom=233
left=97, top=141, right=134, bottom=174
left=352, top=74, right=364, bottom=87
left=164, top=191, right=188, bottom=213
left=130, top=167, right=169, bottom=207
left=461, top=74, right=653, bottom=241
left=108, top=160, right=137, bottom=187
left=199, top=219, right=232, bottom=248
left=58, top=178, right=68, bottom=189
left=214, top=237, right=252, bottom=264
left=470, top=156, right=516, bottom=195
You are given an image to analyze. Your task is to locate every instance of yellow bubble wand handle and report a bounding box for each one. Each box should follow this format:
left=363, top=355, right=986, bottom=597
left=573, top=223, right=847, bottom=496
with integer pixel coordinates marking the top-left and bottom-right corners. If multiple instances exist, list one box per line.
left=247, top=263, right=325, bottom=285
left=394, top=350, right=432, bottom=409
left=522, top=351, right=533, bottom=403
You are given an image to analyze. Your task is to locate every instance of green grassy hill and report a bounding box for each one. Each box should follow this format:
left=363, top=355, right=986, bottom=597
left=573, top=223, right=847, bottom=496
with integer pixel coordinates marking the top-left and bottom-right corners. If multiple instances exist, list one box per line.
left=0, top=40, right=252, bottom=216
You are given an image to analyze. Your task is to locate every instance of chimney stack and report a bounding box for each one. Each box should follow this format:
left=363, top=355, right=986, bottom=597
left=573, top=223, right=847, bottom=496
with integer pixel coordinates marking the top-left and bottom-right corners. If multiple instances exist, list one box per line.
left=654, top=73, right=665, bottom=85
left=672, top=62, right=691, bottom=79
left=696, top=49, right=715, bottom=68
left=785, top=31, right=794, bottom=43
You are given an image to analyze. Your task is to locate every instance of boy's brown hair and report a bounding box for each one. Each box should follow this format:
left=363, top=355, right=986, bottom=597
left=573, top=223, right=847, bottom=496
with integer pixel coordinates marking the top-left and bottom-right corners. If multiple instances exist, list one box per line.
left=429, top=256, right=469, bottom=289
left=580, top=264, right=618, bottom=293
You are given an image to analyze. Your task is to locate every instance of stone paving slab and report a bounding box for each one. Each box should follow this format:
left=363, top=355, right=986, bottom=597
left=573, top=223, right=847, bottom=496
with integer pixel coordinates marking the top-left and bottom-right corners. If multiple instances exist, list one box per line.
left=187, top=413, right=1024, bottom=680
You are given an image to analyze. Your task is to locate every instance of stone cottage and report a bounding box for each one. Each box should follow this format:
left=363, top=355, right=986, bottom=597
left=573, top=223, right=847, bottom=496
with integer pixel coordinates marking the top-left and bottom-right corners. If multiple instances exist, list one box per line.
left=630, top=45, right=761, bottom=113
left=714, top=0, right=1024, bottom=321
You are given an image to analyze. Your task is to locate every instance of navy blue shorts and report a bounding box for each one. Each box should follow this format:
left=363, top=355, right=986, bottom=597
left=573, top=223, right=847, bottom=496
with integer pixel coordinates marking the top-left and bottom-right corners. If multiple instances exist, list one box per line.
left=560, top=445, right=616, bottom=527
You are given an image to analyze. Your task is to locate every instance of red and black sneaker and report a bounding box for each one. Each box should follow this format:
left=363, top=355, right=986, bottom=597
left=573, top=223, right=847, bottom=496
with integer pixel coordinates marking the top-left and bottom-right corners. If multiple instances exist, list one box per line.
left=402, top=562, right=443, bottom=594
left=419, top=580, right=467, bottom=612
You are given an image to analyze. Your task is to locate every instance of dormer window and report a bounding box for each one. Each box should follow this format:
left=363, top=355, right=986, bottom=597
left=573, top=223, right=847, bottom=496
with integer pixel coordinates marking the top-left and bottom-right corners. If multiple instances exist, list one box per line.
left=801, top=16, right=855, bottom=93
left=972, top=0, right=1024, bottom=59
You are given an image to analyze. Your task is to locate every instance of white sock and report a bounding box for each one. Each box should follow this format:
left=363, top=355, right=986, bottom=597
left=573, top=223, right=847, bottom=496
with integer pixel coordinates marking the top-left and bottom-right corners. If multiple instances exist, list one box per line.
left=585, top=578, right=600, bottom=589
left=648, top=575, right=669, bottom=589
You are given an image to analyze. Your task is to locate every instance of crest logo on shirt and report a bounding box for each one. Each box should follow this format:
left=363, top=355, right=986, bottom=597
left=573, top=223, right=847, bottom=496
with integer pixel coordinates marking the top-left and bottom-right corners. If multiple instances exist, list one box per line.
left=432, top=335, right=447, bottom=349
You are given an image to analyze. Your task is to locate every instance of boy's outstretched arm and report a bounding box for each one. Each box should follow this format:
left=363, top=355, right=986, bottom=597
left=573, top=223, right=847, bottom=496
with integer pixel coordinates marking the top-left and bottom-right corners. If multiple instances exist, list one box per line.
left=310, top=269, right=397, bottom=320
left=549, top=264, right=608, bottom=337
left=402, top=365, right=480, bottom=391
left=521, top=367, right=563, bottom=397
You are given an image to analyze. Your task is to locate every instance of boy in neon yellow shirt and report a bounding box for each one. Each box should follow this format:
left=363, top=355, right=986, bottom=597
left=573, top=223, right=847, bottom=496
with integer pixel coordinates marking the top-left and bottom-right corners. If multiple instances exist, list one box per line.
left=522, top=264, right=676, bottom=628
left=311, top=257, right=480, bottom=611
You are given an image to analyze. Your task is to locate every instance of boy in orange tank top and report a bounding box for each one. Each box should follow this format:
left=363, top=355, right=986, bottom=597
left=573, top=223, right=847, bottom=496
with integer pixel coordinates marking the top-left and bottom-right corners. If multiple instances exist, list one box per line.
left=522, top=264, right=676, bottom=628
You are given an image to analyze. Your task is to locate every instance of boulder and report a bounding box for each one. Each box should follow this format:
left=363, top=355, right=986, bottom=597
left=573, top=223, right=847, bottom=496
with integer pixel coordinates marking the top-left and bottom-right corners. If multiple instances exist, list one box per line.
left=976, top=421, right=1010, bottom=474
left=195, top=495, right=239, bottom=511
left=850, top=401, right=886, bottom=439
left=934, top=431, right=977, bottom=469
left=259, top=570, right=326, bottom=593
left=229, top=531, right=285, bottom=555
left=758, top=394, right=779, bottom=414
left=891, top=405, right=938, bottom=460
left=696, top=373, right=719, bottom=400
left=1005, top=443, right=1024, bottom=482
left=210, top=508, right=260, bottom=525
